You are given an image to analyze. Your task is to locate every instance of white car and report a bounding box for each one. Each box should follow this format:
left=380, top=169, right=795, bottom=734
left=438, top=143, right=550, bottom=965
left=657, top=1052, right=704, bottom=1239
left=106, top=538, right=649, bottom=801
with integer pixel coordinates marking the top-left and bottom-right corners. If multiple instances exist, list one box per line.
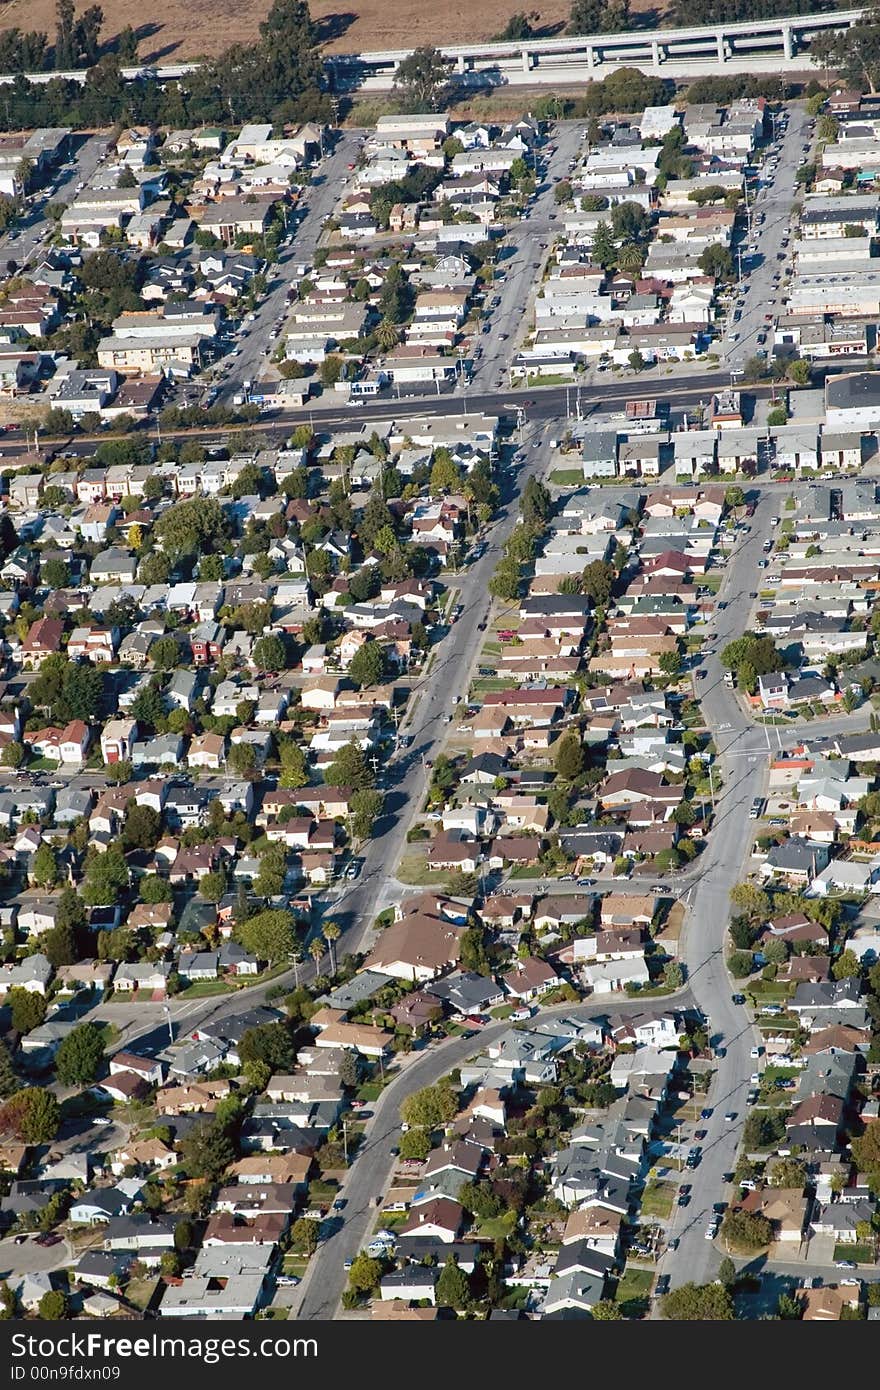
left=704, top=1224, right=717, bottom=1241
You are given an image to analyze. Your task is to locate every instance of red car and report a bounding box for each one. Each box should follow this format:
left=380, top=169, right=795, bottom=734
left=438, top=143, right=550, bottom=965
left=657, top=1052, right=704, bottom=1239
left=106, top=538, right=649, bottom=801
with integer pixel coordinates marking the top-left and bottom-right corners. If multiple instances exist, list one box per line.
left=35, top=1233, right=61, bottom=1247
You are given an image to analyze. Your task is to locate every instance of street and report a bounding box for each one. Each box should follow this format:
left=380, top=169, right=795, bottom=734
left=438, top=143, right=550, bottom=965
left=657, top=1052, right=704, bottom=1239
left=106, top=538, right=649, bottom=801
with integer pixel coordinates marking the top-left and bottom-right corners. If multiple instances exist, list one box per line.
left=722, top=104, right=812, bottom=375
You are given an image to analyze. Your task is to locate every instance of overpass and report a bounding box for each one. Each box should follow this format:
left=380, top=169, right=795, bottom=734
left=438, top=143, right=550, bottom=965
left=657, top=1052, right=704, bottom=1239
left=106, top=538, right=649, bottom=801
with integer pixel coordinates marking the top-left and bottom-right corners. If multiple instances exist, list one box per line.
left=324, top=7, right=862, bottom=91
left=0, top=7, right=861, bottom=93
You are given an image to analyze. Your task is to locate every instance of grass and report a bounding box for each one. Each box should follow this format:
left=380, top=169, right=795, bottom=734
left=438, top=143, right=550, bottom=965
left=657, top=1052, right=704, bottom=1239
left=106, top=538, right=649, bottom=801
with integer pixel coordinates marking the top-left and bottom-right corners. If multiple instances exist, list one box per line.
left=356, top=1082, right=384, bottom=1102
left=549, top=468, right=585, bottom=487
left=176, top=978, right=234, bottom=998
left=615, top=1265, right=654, bottom=1318
left=262, top=1308, right=289, bottom=1320
left=641, top=1180, right=675, bottom=1221
left=282, top=1255, right=310, bottom=1277
left=477, top=1211, right=518, bottom=1240
left=124, top=1277, right=160, bottom=1313
left=490, top=1003, right=515, bottom=1019
left=833, top=1243, right=876, bottom=1265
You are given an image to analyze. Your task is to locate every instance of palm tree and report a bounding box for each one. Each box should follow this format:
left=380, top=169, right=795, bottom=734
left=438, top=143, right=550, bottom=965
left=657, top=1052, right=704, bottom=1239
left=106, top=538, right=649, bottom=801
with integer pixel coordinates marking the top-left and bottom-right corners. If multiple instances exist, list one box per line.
left=376, top=318, right=399, bottom=352
left=323, top=921, right=341, bottom=977
left=308, top=938, right=324, bottom=974
left=616, top=241, right=645, bottom=275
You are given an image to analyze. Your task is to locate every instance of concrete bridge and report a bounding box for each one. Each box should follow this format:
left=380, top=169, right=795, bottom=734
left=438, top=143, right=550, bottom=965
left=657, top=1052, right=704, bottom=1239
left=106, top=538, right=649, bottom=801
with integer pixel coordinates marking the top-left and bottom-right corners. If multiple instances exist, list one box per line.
left=324, top=6, right=863, bottom=91
left=0, top=7, right=863, bottom=93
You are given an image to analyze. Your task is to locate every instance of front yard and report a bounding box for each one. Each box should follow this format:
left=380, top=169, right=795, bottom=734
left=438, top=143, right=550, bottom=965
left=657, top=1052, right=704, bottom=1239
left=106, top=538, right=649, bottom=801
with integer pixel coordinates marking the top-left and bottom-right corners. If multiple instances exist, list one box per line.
left=640, top=1180, right=675, bottom=1221
left=615, top=1265, right=654, bottom=1318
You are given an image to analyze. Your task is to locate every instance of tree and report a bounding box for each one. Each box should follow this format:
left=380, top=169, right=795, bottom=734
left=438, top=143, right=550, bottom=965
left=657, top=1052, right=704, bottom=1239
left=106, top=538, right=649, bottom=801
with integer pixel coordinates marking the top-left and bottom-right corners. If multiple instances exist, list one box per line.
left=30, top=842, right=58, bottom=889
left=348, top=1252, right=382, bottom=1295
left=399, top=1127, right=431, bottom=1160
left=236, top=909, right=295, bottom=964
left=832, top=949, right=861, bottom=980
left=180, top=1117, right=236, bottom=1182
left=149, top=635, right=180, bottom=672
left=729, top=881, right=771, bottom=919
left=122, top=804, right=161, bottom=851
left=429, top=451, right=460, bottom=495
left=252, top=634, right=287, bottom=672
left=812, top=10, right=880, bottom=96
left=592, top=1299, right=623, bottom=1319
left=392, top=45, right=451, bottom=112
left=8, top=988, right=46, bottom=1034
left=662, top=1282, right=734, bottom=1320
left=0, top=1038, right=20, bottom=1099
left=326, top=740, right=374, bottom=791
left=554, top=179, right=573, bottom=205
left=436, top=1255, right=470, bottom=1310
left=55, top=1023, right=105, bottom=1086
left=777, top=1293, right=803, bottom=1320
left=717, top=1256, right=736, bottom=1290
left=727, top=950, right=754, bottom=980
left=349, top=640, right=385, bottom=689
left=42, top=557, right=70, bottom=590
left=659, top=649, right=682, bottom=679
left=199, top=870, right=227, bottom=904
left=0, top=1087, right=60, bottom=1143
left=591, top=220, right=616, bottom=268
left=663, top=961, right=683, bottom=989
left=155, top=495, right=228, bottom=564
left=350, top=788, right=384, bottom=841
left=38, top=1291, right=68, bottom=1320
left=238, top=1021, right=296, bottom=1072
left=401, top=1082, right=458, bottom=1131
left=460, top=924, right=491, bottom=976
left=279, top=739, right=309, bottom=790
left=291, top=1217, right=320, bottom=1256
left=554, top=729, right=585, bottom=781
left=81, top=847, right=128, bottom=905
left=698, top=243, right=733, bottom=279
left=721, top=1208, right=772, bottom=1252
left=581, top=559, right=615, bottom=607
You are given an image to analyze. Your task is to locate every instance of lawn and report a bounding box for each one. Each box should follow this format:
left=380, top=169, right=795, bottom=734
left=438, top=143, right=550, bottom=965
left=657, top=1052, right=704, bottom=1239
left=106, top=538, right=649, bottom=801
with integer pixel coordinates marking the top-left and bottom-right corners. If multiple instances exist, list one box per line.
left=477, top=1211, right=518, bottom=1240
left=640, top=1180, right=675, bottom=1221
left=282, top=1255, right=309, bottom=1277
left=124, top=1277, right=160, bottom=1313
left=177, top=978, right=234, bottom=998
left=615, top=1265, right=654, bottom=1318
left=549, top=468, right=585, bottom=487
left=833, top=1242, right=876, bottom=1265
left=356, top=1082, right=384, bottom=1102
left=489, top=1003, right=515, bottom=1020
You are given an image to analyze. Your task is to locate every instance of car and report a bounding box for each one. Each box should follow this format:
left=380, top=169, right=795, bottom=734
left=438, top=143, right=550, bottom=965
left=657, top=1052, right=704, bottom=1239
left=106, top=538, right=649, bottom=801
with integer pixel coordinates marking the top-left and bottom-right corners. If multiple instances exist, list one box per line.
left=511, top=1006, right=533, bottom=1021
left=704, top=1224, right=717, bottom=1241
left=700, top=1108, right=713, bottom=1120
left=13, top=1234, right=28, bottom=1245
left=577, top=876, right=595, bottom=887
left=750, top=1046, right=764, bottom=1058
left=713, top=1202, right=728, bottom=1215
left=276, top=1275, right=300, bottom=1287
left=694, top=1130, right=707, bottom=1142
left=332, top=1198, right=347, bottom=1211
left=347, top=162, right=355, bottom=169
left=343, top=1259, right=353, bottom=1271
left=750, top=1072, right=761, bottom=1085
left=668, top=1238, right=680, bottom=1252
left=724, top=1111, right=737, bottom=1123
left=678, top=1183, right=691, bottom=1196
left=697, top=669, right=707, bottom=679
left=651, top=884, right=667, bottom=894
left=836, top=1260, right=857, bottom=1270
left=34, top=1233, right=61, bottom=1247
left=655, top=1275, right=670, bottom=1296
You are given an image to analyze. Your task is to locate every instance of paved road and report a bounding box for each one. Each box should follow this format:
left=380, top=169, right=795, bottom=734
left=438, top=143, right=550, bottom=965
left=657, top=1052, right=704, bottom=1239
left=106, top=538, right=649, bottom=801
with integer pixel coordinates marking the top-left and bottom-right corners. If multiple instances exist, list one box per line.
left=293, top=992, right=691, bottom=1320
left=469, top=122, right=586, bottom=395
left=209, top=130, right=364, bottom=408
left=723, top=103, right=813, bottom=375
left=0, top=134, right=109, bottom=273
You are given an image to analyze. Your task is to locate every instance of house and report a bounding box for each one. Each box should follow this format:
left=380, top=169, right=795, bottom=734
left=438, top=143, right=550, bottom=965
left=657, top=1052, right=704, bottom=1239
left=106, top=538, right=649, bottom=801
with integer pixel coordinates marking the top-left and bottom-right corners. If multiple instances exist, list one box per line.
left=501, top=957, right=561, bottom=1000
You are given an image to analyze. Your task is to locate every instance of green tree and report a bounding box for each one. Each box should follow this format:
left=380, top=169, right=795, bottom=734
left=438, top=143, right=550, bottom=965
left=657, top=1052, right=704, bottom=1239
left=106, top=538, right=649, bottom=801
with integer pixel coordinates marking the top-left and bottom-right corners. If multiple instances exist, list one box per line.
left=326, top=740, right=374, bottom=791
left=581, top=559, right=615, bottom=607
left=436, top=1255, right=470, bottom=1310
left=721, top=1208, right=772, bottom=1252
left=591, top=220, right=616, bottom=268
left=8, top=988, right=46, bottom=1034
left=401, top=1082, right=458, bottom=1131
left=81, top=847, right=128, bottom=905
left=350, top=788, right=384, bottom=840
left=38, top=1291, right=68, bottom=1319
left=717, top=1256, right=736, bottom=1290
left=252, top=634, right=288, bottom=672
left=238, top=1021, right=296, bottom=1072
left=832, top=949, right=861, bottom=981
left=180, top=1117, right=237, bottom=1182
left=399, top=1127, right=431, bottom=1160
left=392, top=45, right=451, bottom=112
left=0, top=1087, right=60, bottom=1143
left=727, top=950, right=754, bottom=979
left=279, top=739, right=309, bottom=789
left=291, top=1217, right=321, bottom=1255
left=30, top=842, right=58, bottom=889
left=592, top=1299, right=623, bottom=1319
left=349, top=640, right=385, bottom=689
left=554, top=729, right=585, bottom=780
left=55, top=1023, right=105, bottom=1086
left=122, top=804, right=161, bottom=851
left=662, top=1282, right=734, bottom=1320
left=235, top=908, right=295, bottom=963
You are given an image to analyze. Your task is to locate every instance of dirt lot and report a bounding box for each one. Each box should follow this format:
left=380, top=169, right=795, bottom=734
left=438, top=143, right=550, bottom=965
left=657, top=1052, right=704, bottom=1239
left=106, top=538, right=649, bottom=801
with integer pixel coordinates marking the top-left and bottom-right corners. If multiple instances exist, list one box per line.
left=0, top=0, right=620, bottom=64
